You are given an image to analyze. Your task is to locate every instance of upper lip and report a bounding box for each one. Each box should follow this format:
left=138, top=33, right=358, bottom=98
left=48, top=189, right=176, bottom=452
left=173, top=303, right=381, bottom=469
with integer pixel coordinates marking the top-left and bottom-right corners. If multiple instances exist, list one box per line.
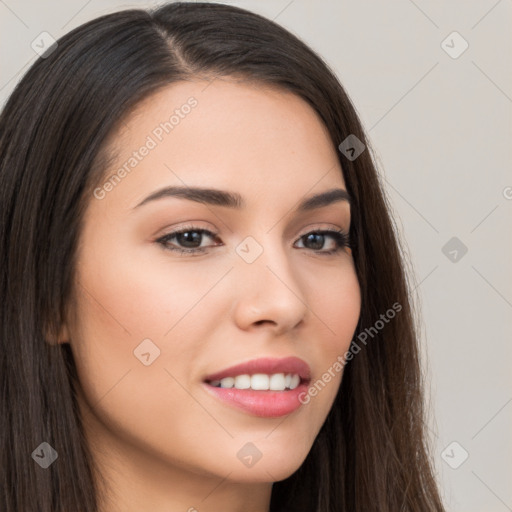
left=203, top=356, right=311, bottom=383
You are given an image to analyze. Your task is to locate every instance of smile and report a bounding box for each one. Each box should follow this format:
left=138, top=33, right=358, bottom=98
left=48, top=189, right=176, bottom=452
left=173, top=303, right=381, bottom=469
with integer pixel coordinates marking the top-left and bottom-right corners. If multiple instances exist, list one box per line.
left=207, top=373, right=302, bottom=391
left=202, top=356, right=312, bottom=417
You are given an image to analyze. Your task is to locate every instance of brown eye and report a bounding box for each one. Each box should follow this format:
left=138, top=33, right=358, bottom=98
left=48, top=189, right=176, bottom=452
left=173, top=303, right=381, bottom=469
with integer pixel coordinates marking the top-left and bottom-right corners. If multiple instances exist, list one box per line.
left=157, top=227, right=220, bottom=255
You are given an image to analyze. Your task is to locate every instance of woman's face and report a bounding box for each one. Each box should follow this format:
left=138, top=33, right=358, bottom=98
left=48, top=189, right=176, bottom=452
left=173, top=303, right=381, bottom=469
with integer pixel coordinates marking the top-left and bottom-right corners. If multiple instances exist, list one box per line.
left=66, top=77, right=361, bottom=495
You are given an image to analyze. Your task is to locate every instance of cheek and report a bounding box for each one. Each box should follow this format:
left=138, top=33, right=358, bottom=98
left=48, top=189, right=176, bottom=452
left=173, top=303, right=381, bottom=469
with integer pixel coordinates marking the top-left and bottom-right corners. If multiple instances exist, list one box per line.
left=69, top=237, right=230, bottom=400
left=74, top=235, right=225, bottom=340
left=69, top=243, right=225, bottom=461
left=307, top=259, right=361, bottom=352
left=297, top=262, right=360, bottom=411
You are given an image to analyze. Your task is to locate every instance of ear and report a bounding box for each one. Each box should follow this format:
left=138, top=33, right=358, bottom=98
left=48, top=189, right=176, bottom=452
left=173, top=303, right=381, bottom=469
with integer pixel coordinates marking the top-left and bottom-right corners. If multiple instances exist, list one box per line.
left=44, top=321, right=71, bottom=345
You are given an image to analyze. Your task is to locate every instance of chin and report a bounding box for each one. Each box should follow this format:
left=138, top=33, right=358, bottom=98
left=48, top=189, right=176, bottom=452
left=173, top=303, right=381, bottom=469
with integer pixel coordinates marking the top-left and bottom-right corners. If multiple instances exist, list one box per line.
left=224, top=448, right=310, bottom=484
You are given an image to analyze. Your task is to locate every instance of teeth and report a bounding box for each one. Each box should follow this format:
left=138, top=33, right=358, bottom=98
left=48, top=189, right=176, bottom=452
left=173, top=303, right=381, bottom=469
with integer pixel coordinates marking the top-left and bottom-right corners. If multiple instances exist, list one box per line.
left=219, top=377, right=235, bottom=388
left=234, top=375, right=251, bottom=389
left=269, top=373, right=286, bottom=391
left=289, top=374, right=300, bottom=390
left=210, top=373, right=301, bottom=391
left=251, top=374, right=269, bottom=390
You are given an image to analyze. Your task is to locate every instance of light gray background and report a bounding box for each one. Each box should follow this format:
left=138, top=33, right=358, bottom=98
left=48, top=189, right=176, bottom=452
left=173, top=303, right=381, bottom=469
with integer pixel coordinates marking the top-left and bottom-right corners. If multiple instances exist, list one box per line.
left=1, top=1, right=511, bottom=510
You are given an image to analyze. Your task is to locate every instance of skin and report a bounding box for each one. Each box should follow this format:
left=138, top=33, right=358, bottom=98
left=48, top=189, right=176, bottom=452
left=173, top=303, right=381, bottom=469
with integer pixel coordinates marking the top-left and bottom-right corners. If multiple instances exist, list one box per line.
left=58, top=77, right=361, bottom=512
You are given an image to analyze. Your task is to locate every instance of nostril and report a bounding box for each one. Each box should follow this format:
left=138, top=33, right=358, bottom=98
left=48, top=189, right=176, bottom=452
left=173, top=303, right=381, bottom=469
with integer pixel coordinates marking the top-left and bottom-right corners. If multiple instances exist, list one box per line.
left=253, top=319, right=275, bottom=326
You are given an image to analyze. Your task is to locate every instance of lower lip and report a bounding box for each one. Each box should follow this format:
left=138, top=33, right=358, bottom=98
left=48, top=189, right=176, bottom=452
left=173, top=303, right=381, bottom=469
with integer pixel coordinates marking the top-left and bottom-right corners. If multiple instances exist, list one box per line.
left=202, top=382, right=309, bottom=418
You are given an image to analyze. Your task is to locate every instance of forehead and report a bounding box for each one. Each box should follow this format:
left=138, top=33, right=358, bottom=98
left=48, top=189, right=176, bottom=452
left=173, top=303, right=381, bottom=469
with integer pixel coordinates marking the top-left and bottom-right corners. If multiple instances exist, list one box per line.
left=95, top=78, right=346, bottom=212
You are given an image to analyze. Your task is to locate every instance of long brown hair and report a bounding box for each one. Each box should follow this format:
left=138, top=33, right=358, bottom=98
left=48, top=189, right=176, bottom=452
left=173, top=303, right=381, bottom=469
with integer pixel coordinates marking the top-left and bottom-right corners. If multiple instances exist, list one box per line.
left=0, top=2, right=445, bottom=510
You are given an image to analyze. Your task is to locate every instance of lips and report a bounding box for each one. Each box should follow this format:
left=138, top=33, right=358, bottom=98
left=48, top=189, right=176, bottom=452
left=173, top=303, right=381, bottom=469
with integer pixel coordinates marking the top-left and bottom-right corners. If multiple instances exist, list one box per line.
left=202, top=356, right=311, bottom=383
left=202, top=356, right=312, bottom=418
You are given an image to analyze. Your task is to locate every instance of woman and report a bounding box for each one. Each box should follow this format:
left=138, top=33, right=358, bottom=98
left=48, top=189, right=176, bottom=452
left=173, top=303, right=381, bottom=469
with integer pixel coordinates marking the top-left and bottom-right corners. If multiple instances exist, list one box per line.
left=0, top=2, right=446, bottom=511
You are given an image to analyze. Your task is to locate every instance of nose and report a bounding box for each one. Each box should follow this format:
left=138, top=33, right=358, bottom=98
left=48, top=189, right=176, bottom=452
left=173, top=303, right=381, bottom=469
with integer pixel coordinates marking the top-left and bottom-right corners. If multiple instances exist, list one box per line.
left=231, top=238, right=309, bottom=335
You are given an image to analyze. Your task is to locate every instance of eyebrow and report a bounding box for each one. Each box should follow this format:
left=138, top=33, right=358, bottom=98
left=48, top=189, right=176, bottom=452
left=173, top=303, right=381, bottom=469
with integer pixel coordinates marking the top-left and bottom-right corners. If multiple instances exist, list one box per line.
left=133, top=185, right=351, bottom=212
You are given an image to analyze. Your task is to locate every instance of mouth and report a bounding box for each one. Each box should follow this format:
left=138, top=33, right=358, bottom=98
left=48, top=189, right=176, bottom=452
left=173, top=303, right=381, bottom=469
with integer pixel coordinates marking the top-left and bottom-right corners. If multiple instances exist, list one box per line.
left=204, top=372, right=309, bottom=391
left=201, top=357, right=312, bottom=418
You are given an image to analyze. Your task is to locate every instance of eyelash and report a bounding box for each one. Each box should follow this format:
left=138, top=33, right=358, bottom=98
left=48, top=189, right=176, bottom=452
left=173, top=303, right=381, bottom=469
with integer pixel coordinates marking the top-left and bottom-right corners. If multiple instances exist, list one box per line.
left=156, top=224, right=352, bottom=256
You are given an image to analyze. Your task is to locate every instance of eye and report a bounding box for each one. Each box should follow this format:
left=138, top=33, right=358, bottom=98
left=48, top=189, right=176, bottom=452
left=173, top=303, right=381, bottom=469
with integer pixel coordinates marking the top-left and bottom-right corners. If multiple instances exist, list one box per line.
left=294, top=229, right=351, bottom=255
left=156, top=225, right=220, bottom=255
left=155, top=225, right=351, bottom=256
